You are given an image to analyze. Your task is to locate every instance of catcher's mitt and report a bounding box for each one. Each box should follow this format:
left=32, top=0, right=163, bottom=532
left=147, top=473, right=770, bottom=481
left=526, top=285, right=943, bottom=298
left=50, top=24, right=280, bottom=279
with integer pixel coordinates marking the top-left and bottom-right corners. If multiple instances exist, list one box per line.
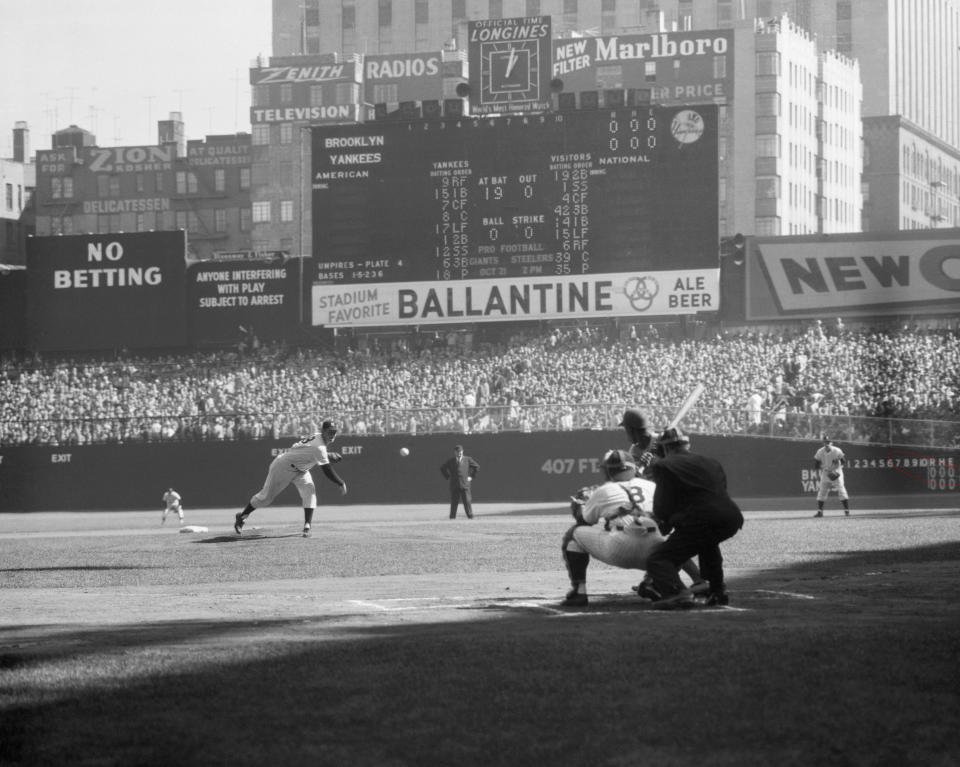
left=827, top=471, right=840, bottom=480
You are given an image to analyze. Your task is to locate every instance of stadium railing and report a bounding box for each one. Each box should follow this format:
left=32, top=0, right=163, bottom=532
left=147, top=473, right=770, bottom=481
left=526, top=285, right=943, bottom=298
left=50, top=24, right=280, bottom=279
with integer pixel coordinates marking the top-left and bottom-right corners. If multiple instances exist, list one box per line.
left=2, top=406, right=958, bottom=449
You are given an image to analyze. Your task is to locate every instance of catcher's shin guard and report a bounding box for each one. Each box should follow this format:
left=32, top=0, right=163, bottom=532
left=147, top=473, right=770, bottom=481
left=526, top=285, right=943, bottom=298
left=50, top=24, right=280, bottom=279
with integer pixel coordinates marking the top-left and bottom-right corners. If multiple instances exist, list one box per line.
left=563, top=549, right=590, bottom=583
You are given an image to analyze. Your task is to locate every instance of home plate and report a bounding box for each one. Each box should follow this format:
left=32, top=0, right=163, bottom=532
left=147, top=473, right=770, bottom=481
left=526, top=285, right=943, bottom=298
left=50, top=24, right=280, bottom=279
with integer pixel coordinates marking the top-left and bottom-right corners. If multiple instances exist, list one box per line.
left=179, top=525, right=209, bottom=533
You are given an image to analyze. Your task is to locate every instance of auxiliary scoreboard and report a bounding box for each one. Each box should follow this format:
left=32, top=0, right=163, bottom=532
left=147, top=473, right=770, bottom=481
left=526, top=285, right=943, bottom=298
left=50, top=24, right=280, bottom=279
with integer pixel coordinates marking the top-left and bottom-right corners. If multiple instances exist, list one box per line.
left=310, top=105, right=718, bottom=285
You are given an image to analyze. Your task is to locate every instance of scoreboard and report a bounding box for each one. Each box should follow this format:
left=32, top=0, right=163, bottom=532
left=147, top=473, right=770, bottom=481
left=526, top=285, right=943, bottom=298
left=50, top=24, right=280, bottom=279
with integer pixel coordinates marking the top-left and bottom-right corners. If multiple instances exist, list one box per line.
left=310, top=105, right=718, bottom=285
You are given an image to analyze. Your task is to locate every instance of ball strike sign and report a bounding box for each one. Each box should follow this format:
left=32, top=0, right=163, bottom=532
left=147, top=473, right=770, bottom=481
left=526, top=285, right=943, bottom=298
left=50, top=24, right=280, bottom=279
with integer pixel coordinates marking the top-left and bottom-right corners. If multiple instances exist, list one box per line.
left=26, top=231, right=187, bottom=351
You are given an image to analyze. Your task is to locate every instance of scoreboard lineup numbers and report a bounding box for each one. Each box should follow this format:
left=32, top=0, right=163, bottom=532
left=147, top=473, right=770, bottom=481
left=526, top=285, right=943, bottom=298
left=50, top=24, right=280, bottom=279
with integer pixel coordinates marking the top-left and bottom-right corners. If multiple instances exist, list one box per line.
left=311, top=105, right=718, bottom=284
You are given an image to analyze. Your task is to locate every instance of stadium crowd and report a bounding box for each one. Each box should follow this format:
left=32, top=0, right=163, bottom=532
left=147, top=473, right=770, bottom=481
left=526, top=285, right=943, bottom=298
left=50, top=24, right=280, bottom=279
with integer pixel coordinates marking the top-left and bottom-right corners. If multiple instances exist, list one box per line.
left=1, top=319, right=958, bottom=447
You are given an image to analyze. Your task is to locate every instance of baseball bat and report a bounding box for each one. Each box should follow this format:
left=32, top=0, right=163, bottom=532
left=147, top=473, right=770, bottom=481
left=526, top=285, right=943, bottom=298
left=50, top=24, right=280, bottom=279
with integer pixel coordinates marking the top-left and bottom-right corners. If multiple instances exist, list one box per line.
left=667, top=383, right=705, bottom=430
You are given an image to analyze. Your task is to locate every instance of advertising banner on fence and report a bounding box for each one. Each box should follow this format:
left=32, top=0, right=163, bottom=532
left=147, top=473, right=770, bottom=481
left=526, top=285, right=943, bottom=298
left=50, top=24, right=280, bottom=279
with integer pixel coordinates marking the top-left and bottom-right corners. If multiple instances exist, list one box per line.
left=187, top=259, right=299, bottom=344
left=26, top=231, right=187, bottom=351
left=747, top=231, right=960, bottom=319
left=311, top=269, right=719, bottom=327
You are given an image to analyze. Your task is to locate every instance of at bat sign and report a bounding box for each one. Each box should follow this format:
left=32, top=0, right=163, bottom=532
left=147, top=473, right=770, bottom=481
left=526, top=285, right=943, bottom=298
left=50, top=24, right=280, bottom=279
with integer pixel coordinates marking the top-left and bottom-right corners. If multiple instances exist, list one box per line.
left=667, top=383, right=705, bottom=430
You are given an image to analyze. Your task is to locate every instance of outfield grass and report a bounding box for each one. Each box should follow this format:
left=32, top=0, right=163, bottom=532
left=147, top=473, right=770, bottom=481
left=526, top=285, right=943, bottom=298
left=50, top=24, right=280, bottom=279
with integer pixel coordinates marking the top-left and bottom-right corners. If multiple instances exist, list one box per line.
left=1, top=505, right=959, bottom=767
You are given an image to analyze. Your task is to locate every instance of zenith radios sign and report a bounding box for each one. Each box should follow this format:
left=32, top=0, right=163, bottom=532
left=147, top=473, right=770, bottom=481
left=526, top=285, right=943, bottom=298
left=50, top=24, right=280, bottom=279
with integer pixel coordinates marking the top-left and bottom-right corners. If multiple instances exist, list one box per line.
left=468, top=16, right=553, bottom=115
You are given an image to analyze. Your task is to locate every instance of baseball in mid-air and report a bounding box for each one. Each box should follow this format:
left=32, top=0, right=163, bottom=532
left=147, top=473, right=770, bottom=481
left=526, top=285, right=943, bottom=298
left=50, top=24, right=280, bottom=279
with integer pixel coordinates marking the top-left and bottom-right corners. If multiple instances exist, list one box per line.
left=399, top=447, right=410, bottom=456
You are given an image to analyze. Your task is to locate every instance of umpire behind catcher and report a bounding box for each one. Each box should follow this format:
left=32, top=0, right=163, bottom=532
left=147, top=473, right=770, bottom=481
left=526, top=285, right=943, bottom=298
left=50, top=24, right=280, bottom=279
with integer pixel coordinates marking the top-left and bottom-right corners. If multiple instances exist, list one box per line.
left=644, top=428, right=744, bottom=609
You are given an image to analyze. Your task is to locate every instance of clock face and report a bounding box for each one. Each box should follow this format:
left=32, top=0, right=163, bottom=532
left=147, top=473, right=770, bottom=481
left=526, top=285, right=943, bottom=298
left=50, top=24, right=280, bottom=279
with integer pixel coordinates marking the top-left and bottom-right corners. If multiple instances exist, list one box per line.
left=479, top=40, right=541, bottom=106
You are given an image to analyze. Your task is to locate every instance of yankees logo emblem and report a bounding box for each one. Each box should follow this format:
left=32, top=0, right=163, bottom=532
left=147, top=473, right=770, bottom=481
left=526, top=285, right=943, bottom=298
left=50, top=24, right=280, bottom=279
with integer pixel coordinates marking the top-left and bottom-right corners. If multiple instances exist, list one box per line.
left=624, top=275, right=660, bottom=312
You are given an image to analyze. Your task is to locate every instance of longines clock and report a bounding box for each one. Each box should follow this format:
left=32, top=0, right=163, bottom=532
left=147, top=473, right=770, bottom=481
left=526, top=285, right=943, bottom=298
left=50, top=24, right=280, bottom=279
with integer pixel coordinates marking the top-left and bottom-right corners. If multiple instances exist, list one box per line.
left=480, top=39, right=541, bottom=104
left=467, top=16, right=553, bottom=115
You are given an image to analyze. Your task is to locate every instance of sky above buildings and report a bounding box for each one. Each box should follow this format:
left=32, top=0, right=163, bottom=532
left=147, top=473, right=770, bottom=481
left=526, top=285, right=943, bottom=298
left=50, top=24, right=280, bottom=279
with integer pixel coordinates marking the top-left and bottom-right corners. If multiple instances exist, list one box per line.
left=1, top=0, right=273, bottom=156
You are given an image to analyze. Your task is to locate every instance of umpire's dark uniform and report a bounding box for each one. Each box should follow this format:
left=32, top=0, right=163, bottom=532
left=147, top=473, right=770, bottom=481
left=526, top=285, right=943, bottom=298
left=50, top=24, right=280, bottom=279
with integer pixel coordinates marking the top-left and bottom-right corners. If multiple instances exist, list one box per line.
left=646, top=438, right=743, bottom=602
left=440, top=446, right=479, bottom=519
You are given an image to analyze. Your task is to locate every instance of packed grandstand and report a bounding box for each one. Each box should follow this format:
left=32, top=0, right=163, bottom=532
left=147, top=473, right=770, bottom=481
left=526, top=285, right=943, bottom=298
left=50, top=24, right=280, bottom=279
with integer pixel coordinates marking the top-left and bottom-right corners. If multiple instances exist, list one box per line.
left=2, top=319, right=958, bottom=448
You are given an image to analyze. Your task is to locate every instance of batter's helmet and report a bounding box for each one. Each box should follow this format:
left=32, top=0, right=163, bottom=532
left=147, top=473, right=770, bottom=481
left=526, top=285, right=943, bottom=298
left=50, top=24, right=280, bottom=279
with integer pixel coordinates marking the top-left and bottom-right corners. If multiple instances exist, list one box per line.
left=601, top=449, right=637, bottom=480
left=619, top=408, right=649, bottom=430
left=657, top=427, right=690, bottom=446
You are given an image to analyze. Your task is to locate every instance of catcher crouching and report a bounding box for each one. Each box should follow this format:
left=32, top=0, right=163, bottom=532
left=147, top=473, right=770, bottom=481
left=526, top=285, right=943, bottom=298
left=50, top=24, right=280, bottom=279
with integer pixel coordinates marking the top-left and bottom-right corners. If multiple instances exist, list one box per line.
left=561, top=448, right=706, bottom=607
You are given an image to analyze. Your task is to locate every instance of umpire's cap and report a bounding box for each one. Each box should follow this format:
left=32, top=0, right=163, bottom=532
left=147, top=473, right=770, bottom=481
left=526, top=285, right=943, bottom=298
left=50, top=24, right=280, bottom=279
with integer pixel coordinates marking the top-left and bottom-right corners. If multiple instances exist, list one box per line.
left=657, top=427, right=690, bottom=446
left=619, top=408, right=649, bottom=430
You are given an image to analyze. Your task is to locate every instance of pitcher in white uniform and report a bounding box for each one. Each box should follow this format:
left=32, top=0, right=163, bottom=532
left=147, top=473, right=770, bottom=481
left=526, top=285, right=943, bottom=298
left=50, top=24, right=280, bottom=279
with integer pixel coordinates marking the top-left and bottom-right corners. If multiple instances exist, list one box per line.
left=234, top=419, right=347, bottom=537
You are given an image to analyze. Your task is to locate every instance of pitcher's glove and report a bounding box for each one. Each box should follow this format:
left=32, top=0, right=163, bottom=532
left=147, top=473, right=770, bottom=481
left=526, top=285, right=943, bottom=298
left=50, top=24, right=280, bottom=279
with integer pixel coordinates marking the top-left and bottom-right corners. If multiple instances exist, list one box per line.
left=827, top=470, right=839, bottom=480
left=328, top=452, right=342, bottom=463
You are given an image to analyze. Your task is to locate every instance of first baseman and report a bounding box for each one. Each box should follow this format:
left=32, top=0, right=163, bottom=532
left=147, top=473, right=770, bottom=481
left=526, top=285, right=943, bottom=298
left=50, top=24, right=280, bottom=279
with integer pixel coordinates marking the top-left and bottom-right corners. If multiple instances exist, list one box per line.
left=162, top=487, right=183, bottom=526
left=234, top=419, right=347, bottom=537
left=813, top=435, right=850, bottom=517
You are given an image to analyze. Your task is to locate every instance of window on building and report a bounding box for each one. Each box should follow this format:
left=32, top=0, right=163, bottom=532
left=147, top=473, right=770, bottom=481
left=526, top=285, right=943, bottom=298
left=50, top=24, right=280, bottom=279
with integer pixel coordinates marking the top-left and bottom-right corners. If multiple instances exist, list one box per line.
left=51, top=177, right=62, bottom=199
left=336, top=82, right=359, bottom=103
left=176, top=211, right=188, bottom=231
left=176, top=172, right=188, bottom=194
left=372, top=83, right=399, bottom=103
left=109, top=213, right=121, bottom=231
left=155, top=173, right=164, bottom=192
left=310, top=85, right=324, bottom=106
left=252, top=124, right=271, bottom=145
left=135, top=173, right=145, bottom=193
left=677, top=0, right=692, bottom=30
left=526, top=0, right=540, bottom=15
left=109, top=176, right=121, bottom=197
left=644, top=61, right=657, bottom=82
left=378, top=0, right=391, bottom=26
left=215, top=169, right=226, bottom=192
left=215, top=208, right=228, bottom=232
left=240, top=168, right=251, bottom=190
left=756, top=177, right=780, bottom=199
left=756, top=51, right=779, bottom=76
left=280, top=200, right=294, bottom=222
left=252, top=85, right=268, bottom=107
left=756, top=135, right=780, bottom=157
left=62, top=177, right=73, bottom=198
left=280, top=123, right=293, bottom=144
left=489, top=0, right=503, bottom=19
left=755, top=217, right=780, bottom=236
left=414, top=0, right=428, bottom=23
left=342, top=2, right=356, bottom=48
left=252, top=201, right=271, bottom=223
left=5, top=183, right=13, bottom=210
left=756, top=93, right=780, bottom=116
left=240, top=208, right=251, bottom=231
left=136, top=213, right=146, bottom=232
left=717, top=0, right=733, bottom=25
left=601, top=0, right=617, bottom=32
left=63, top=216, right=74, bottom=235
left=280, top=84, right=293, bottom=103
left=97, top=175, right=110, bottom=197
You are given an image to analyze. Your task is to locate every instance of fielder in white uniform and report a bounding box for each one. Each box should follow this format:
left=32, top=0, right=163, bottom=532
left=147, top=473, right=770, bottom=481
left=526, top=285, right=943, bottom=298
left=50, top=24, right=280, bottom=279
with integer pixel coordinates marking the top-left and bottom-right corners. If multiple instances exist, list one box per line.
left=234, top=419, right=347, bottom=537
left=162, top=488, right=183, bottom=526
left=813, top=435, right=850, bottom=517
left=561, top=449, right=705, bottom=607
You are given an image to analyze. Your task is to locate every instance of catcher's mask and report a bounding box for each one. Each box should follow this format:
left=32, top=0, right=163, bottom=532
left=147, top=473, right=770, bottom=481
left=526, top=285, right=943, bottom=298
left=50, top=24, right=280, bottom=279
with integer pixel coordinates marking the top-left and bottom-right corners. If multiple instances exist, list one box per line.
left=321, top=420, right=339, bottom=440
left=601, top=449, right=637, bottom=481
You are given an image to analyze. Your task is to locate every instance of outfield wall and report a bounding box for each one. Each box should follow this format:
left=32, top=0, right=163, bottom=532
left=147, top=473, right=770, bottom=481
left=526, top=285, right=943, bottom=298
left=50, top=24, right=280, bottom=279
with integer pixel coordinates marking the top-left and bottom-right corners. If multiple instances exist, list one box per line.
left=1, top=432, right=957, bottom=512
